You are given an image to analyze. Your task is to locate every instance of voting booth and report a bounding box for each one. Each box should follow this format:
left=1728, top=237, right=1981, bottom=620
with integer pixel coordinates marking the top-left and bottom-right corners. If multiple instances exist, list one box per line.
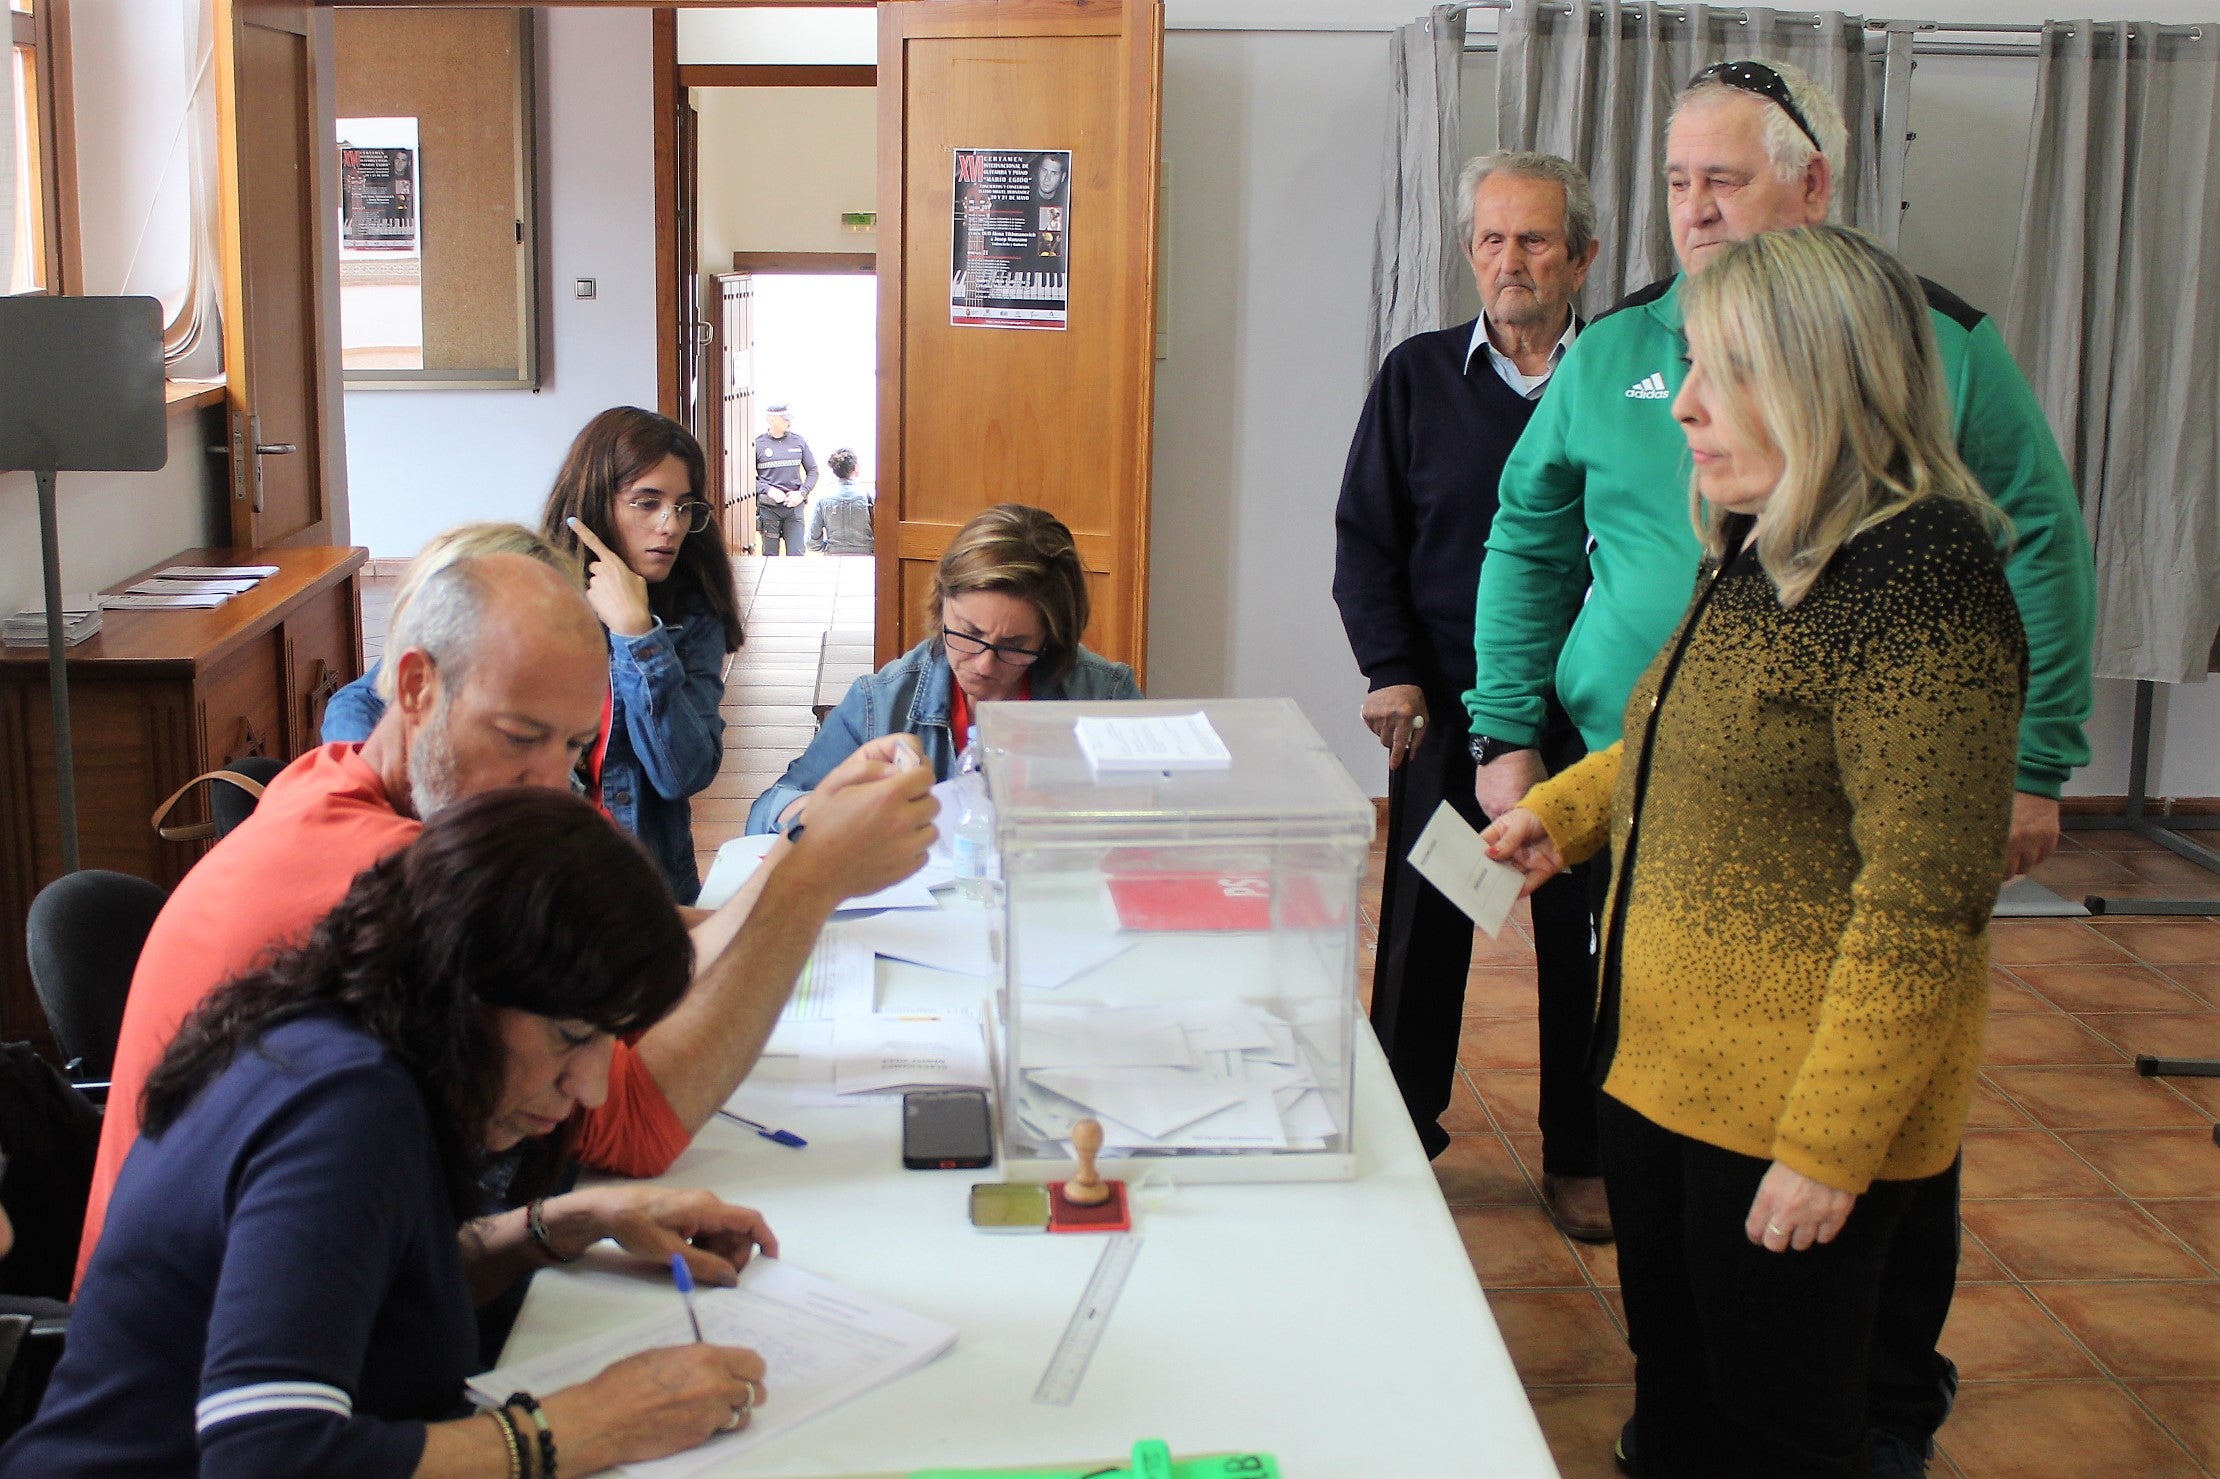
left=982, top=699, right=1373, bottom=1183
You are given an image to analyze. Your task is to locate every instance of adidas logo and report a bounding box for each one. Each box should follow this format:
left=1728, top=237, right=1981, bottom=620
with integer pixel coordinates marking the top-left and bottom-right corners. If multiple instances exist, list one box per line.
left=1625, top=372, right=1670, bottom=400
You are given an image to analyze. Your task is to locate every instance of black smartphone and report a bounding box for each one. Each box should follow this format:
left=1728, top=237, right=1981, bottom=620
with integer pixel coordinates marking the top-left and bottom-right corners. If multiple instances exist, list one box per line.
left=902, top=1089, right=994, bottom=1170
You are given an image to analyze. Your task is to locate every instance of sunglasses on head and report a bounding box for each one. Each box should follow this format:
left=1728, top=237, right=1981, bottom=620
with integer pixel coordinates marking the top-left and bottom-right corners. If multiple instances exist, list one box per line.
left=1689, top=60, right=1823, bottom=154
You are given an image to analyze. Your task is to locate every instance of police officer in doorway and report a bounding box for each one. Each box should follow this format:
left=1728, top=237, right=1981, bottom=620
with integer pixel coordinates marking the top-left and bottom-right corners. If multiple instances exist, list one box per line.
left=753, top=402, right=819, bottom=556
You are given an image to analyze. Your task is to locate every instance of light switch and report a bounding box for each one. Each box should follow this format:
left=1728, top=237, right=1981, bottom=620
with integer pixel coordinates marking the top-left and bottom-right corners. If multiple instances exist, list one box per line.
left=573, top=278, right=597, bottom=299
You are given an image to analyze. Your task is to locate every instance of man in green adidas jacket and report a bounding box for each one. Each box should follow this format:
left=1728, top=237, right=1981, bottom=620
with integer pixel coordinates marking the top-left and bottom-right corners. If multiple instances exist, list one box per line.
left=1465, top=80, right=2093, bottom=874
left=1463, top=60, right=2095, bottom=1479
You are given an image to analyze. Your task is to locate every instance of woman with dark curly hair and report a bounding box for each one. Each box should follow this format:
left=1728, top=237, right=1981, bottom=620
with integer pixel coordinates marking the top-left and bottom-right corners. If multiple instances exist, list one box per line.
left=5, top=789, right=776, bottom=1477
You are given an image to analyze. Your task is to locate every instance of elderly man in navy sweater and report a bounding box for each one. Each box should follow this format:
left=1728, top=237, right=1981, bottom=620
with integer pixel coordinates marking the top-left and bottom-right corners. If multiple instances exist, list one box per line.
left=1333, top=152, right=1612, bottom=1240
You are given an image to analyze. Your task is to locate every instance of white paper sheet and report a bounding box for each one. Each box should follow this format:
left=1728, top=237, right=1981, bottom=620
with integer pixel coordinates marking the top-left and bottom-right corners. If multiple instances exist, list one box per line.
left=829, top=1014, right=990, bottom=1096
left=1072, top=711, right=1232, bottom=773
left=1406, top=800, right=1525, bottom=938
left=468, top=1258, right=957, bottom=1478
left=777, top=929, right=874, bottom=1025
left=696, top=834, right=941, bottom=915
left=1018, top=1005, right=1196, bottom=1070
left=1024, top=1067, right=1246, bottom=1139
left=843, top=908, right=997, bottom=978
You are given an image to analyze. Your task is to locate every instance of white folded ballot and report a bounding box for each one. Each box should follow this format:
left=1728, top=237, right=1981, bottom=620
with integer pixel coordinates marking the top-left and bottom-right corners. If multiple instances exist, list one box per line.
left=2, top=595, right=101, bottom=647
left=469, top=1257, right=956, bottom=1479
left=1072, top=711, right=1232, bottom=774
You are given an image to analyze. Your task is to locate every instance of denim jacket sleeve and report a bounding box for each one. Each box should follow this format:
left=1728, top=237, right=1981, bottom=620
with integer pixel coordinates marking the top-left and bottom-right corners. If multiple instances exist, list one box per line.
left=320, top=663, right=388, bottom=744
left=609, top=610, right=727, bottom=800
left=744, top=671, right=883, bottom=834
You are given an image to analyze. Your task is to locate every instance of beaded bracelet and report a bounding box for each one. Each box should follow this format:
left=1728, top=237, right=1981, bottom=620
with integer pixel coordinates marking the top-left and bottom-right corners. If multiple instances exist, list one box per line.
left=483, top=1404, right=525, bottom=1479
left=526, top=1198, right=576, bottom=1264
left=506, top=1391, right=559, bottom=1479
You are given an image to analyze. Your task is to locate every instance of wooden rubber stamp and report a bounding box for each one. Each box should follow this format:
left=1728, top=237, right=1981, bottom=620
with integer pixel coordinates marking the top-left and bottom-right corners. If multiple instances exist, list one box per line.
left=1048, top=1118, right=1130, bottom=1232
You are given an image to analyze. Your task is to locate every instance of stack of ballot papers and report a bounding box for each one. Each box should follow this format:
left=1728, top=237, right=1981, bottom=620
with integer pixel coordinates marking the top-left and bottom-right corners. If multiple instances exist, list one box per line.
left=1073, top=710, right=1232, bottom=775
left=101, top=564, right=275, bottom=613
left=468, top=1257, right=957, bottom=1478
left=1010, top=1000, right=1342, bottom=1152
left=3, top=595, right=101, bottom=647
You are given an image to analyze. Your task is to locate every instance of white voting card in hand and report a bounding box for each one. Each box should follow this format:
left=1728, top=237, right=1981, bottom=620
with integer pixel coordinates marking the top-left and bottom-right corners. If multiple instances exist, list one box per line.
left=1406, top=800, right=1524, bottom=937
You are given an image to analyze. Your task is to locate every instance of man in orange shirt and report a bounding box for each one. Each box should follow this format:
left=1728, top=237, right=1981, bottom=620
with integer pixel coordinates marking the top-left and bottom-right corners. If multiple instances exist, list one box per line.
left=79, top=553, right=933, bottom=1290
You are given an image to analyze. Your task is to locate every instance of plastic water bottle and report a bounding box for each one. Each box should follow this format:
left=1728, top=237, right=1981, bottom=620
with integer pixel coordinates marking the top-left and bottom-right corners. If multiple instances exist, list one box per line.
left=952, top=725, right=999, bottom=902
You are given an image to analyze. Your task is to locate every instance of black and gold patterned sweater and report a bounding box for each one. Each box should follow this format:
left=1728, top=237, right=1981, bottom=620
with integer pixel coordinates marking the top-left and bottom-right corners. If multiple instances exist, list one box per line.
left=1521, top=496, right=2027, bottom=1192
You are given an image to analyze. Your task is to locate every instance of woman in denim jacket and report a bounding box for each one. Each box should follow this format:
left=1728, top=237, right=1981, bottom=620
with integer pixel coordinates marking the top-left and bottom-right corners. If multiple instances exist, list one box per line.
left=748, top=504, right=1138, bottom=835
left=541, top=408, right=744, bottom=903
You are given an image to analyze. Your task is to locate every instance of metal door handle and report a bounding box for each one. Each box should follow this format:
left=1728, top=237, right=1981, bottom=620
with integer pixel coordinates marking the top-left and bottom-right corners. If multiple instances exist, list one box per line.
left=255, top=442, right=298, bottom=455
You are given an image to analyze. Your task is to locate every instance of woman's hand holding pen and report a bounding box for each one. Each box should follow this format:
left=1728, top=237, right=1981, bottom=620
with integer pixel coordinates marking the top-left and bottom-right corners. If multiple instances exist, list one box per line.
left=540, top=1341, right=769, bottom=1474
left=538, top=1184, right=779, bottom=1288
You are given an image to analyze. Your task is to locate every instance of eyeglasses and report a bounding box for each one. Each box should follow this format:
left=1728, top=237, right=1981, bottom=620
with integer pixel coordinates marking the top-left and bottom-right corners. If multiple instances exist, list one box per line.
left=621, top=495, right=713, bottom=534
left=1688, top=60, right=1823, bottom=154
left=943, top=627, right=1045, bottom=668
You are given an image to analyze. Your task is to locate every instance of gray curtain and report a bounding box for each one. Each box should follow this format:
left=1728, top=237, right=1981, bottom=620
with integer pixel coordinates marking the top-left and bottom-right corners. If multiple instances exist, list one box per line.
left=2004, top=21, right=2220, bottom=685
left=1369, top=5, right=1469, bottom=369
left=1496, top=0, right=1882, bottom=317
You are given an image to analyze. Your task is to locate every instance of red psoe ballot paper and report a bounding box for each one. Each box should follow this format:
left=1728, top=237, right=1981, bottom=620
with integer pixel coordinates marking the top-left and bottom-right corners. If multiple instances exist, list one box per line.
left=1405, top=801, right=1525, bottom=937
left=1102, top=850, right=1335, bottom=932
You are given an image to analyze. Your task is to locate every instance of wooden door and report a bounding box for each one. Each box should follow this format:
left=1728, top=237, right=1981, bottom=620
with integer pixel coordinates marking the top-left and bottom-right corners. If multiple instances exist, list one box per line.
left=719, top=272, right=759, bottom=554
left=876, top=0, right=1163, bottom=680
left=214, top=0, right=347, bottom=547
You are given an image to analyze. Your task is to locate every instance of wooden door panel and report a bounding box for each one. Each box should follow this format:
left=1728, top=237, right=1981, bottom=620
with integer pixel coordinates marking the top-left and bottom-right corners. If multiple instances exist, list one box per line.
left=281, top=579, right=362, bottom=754
left=198, top=634, right=287, bottom=769
left=877, top=1, right=1161, bottom=680
left=218, top=0, right=343, bottom=548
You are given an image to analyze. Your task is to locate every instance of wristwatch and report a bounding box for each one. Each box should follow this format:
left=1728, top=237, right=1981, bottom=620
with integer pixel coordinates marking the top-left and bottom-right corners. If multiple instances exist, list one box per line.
left=1468, top=734, right=1536, bottom=767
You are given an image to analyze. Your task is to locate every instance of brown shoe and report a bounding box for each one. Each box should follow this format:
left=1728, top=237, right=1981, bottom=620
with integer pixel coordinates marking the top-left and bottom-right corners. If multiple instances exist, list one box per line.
left=1543, top=1173, right=1614, bottom=1243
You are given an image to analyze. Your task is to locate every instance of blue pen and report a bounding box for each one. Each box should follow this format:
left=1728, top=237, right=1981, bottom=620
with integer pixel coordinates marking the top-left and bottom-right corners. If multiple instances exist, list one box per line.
left=715, top=1107, right=807, bottom=1148
left=670, top=1253, right=705, bottom=1343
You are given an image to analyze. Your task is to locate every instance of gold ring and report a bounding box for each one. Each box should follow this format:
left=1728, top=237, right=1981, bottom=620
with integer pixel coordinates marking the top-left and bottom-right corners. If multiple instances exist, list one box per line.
left=1766, top=1222, right=1786, bottom=1236
left=739, top=1379, right=760, bottom=1413
left=719, top=1406, right=745, bottom=1433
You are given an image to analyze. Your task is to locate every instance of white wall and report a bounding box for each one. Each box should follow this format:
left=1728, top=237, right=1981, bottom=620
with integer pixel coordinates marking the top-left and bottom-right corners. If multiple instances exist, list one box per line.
left=695, top=86, right=876, bottom=263
left=1149, top=4, right=2220, bottom=804
left=0, top=412, right=224, bottom=619
left=0, top=0, right=223, bottom=619
left=677, top=7, right=875, bottom=67
left=341, top=7, right=658, bottom=556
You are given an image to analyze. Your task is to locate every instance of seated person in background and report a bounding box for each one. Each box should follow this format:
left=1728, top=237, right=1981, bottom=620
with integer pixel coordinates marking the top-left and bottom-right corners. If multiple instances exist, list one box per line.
left=808, top=448, right=875, bottom=556
left=542, top=407, right=745, bottom=903
left=748, top=502, right=1140, bottom=836
left=76, top=552, right=935, bottom=1291
left=322, top=520, right=582, bottom=746
left=9, top=790, right=777, bottom=1477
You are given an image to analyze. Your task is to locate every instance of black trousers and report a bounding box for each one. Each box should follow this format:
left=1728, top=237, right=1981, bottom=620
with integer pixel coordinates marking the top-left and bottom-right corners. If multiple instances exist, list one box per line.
left=757, top=501, right=807, bottom=555
left=1370, top=695, right=1599, bottom=1171
left=1598, top=1093, right=1932, bottom=1479
left=1866, top=1160, right=1963, bottom=1449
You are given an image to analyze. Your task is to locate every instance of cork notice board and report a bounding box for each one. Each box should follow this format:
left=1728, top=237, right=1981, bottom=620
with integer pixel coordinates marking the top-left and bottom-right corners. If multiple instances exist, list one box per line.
left=335, top=8, right=538, bottom=388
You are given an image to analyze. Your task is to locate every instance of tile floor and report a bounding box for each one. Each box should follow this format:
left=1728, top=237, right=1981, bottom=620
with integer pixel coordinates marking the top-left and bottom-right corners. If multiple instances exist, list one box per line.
left=365, top=552, right=2220, bottom=1476
left=1413, top=841, right=2220, bottom=1479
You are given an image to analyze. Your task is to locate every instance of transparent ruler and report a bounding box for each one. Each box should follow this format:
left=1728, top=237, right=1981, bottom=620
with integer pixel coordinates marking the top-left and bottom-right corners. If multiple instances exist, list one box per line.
left=1032, top=1232, right=1144, bottom=1406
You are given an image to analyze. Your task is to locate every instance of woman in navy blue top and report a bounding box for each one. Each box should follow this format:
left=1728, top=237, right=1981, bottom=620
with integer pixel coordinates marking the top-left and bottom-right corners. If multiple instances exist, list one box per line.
left=542, top=408, right=745, bottom=904
left=4, top=789, right=775, bottom=1477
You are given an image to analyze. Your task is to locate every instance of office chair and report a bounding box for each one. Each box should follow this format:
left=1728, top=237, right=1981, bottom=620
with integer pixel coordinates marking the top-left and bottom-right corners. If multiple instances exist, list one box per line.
left=25, top=870, right=168, bottom=1090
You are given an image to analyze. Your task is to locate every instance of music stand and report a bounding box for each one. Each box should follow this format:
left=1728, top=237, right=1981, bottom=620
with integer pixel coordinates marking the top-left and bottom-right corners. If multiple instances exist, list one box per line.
left=0, top=296, right=169, bottom=872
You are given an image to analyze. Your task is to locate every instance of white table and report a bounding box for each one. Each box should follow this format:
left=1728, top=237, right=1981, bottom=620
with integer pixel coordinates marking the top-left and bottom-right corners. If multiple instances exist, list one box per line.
left=501, top=969, right=1560, bottom=1477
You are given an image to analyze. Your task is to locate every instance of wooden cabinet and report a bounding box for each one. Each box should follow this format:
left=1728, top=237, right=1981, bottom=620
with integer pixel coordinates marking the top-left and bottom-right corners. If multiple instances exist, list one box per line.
left=0, top=546, right=366, bottom=1051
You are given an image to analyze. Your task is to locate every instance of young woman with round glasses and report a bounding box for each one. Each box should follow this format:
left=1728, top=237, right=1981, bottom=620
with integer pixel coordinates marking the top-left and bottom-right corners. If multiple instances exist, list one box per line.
left=540, top=406, right=744, bottom=902
left=747, top=503, right=1139, bottom=836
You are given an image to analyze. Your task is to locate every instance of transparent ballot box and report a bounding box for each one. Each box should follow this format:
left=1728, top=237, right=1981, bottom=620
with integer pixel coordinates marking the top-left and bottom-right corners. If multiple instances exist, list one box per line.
left=981, top=698, right=1374, bottom=1183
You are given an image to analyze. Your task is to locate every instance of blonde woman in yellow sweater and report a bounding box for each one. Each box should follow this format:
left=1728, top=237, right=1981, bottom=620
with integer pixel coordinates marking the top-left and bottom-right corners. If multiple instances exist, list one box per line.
left=1483, top=225, right=2026, bottom=1479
